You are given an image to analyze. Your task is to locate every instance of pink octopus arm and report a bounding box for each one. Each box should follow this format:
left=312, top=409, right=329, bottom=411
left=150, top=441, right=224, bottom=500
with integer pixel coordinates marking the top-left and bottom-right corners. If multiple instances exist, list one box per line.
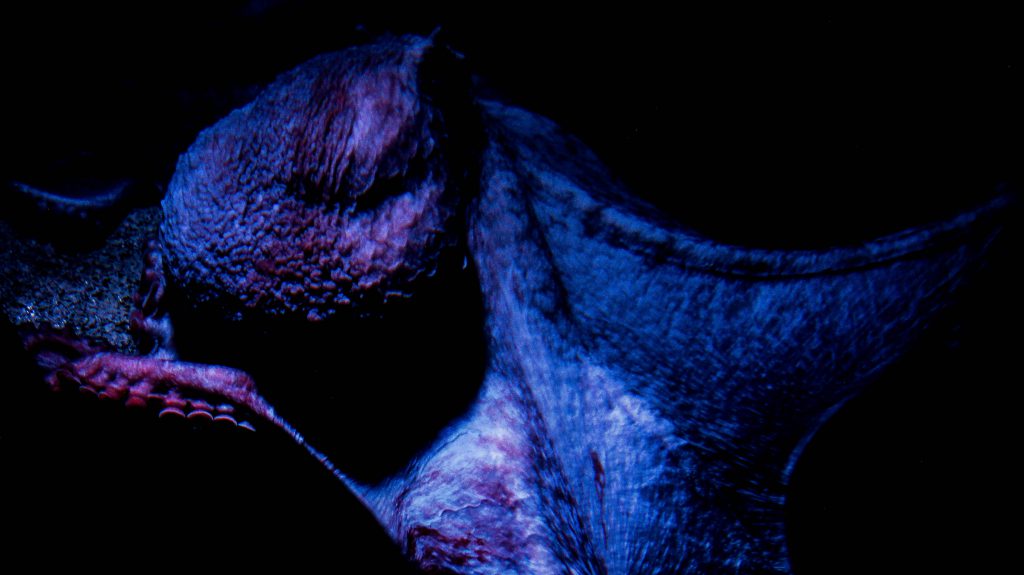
left=24, top=237, right=356, bottom=492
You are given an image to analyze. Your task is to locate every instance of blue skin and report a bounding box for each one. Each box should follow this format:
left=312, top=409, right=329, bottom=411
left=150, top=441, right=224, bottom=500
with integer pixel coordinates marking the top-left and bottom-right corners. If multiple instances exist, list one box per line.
left=29, top=35, right=1013, bottom=573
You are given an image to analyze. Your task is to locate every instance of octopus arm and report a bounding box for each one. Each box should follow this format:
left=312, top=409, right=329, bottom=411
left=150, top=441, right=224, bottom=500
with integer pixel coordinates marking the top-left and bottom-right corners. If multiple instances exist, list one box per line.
left=463, top=100, right=1014, bottom=572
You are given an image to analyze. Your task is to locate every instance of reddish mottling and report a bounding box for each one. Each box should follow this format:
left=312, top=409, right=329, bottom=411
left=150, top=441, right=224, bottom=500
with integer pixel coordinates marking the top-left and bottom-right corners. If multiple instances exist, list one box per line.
left=79, top=360, right=103, bottom=379
left=164, top=396, right=187, bottom=409
left=125, top=396, right=147, bottom=409
left=591, top=450, right=609, bottom=546
left=477, top=433, right=529, bottom=461
left=590, top=450, right=605, bottom=490
left=407, top=525, right=493, bottom=570
left=160, top=35, right=464, bottom=320
left=467, top=475, right=519, bottom=510
left=406, top=525, right=441, bottom=553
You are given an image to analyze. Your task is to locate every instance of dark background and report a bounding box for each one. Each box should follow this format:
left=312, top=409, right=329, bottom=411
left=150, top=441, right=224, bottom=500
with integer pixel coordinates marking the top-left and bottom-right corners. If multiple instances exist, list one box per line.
left=2, top=3, right=1020, bottom=572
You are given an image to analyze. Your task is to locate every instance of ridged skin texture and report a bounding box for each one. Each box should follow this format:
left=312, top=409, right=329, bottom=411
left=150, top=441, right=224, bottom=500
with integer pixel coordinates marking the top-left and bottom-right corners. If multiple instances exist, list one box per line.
left=161, top=35, right=461, bottom=321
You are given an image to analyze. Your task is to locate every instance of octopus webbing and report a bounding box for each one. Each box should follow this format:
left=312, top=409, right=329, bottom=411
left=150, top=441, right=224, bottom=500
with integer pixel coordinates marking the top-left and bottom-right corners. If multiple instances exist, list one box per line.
left=7, top=33, right=1017, bottom=573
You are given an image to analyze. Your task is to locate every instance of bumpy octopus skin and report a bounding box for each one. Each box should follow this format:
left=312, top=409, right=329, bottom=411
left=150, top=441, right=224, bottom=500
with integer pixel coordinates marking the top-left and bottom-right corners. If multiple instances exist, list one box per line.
left=162, top=36, right=472, bottom=321
left=32, top=34, right=1012, bottom=574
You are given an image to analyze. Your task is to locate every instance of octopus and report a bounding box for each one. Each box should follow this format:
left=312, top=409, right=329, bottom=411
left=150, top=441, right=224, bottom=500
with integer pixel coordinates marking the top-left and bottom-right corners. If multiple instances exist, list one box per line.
left=4, top=33, right=1017, bottom=573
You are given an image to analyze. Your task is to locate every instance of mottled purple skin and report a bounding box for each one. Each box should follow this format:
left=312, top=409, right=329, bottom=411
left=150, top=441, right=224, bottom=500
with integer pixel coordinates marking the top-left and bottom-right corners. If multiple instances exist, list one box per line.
left=38, top=34, right=1010, bottom=574
left=162, top=35, right=464, bottom=321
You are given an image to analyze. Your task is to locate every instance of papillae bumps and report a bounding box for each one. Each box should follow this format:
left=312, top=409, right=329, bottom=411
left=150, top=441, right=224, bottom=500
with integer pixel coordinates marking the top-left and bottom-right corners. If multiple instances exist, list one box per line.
left=160, top=34, right=479, bottom=322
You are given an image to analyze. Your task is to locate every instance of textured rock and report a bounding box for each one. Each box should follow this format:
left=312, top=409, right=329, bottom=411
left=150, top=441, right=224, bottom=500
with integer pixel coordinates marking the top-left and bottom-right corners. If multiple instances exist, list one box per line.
left=1, top=207, right=160, bottom=353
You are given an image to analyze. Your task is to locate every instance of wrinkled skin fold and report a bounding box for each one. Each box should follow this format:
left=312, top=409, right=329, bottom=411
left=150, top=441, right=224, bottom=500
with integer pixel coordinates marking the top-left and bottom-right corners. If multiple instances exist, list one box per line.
left=15, top=34, right=1014, bottom=573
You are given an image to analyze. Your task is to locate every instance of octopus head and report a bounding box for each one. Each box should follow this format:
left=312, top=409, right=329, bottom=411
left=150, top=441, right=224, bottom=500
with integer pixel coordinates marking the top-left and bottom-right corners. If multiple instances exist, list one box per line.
left=161, top=34, right=477, bottom=322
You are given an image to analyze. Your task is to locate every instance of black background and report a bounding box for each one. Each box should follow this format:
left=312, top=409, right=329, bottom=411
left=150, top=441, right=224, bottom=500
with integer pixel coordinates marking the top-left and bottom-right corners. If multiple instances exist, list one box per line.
left=2, top=3, right=1020, bottom=572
